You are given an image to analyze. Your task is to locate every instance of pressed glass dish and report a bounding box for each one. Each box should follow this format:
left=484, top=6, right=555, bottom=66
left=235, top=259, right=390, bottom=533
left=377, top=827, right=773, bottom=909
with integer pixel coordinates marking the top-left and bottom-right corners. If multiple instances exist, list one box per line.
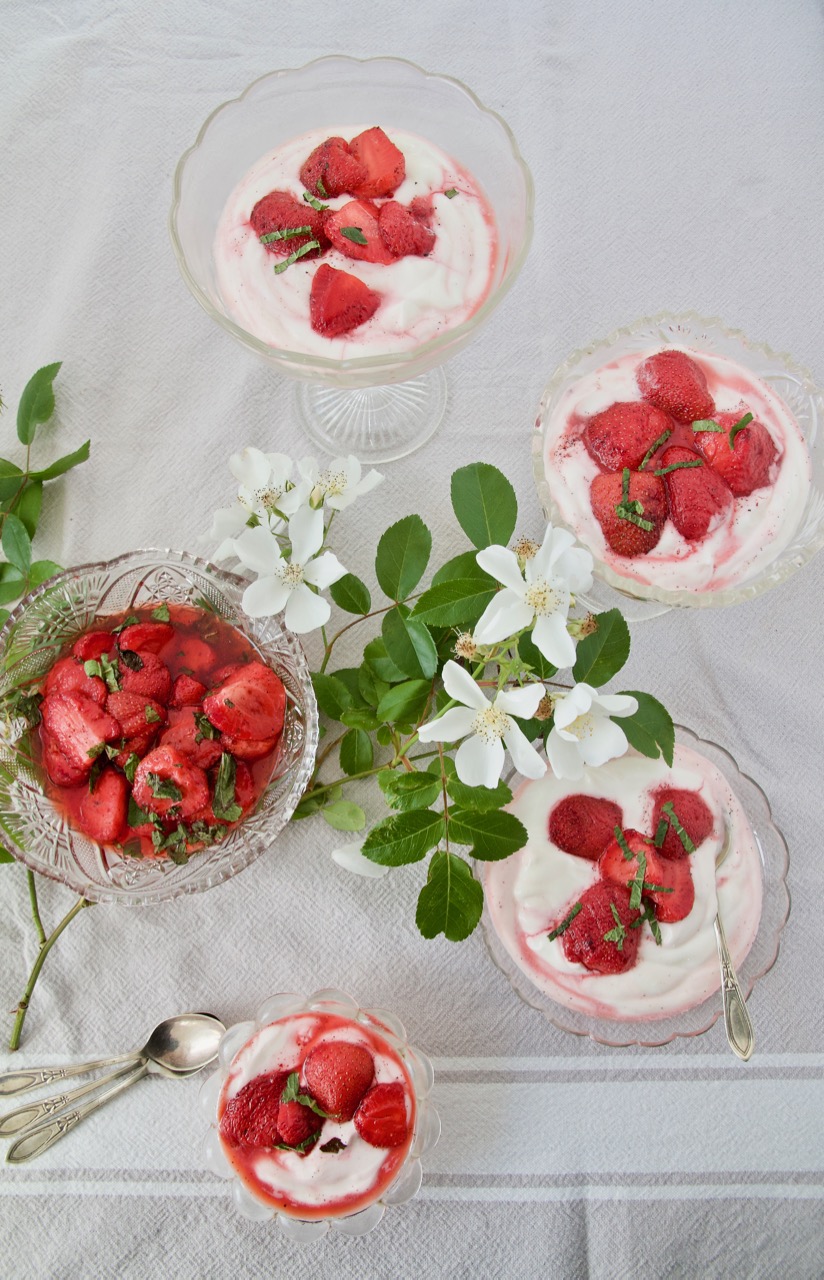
left=533, top=312, right=824, bottom=618
left=199, top=989, right=440, bottom=1241
left=0, top=550, right=318, bottom=904
left=480, top=725, right=790, bottom=1048
left=170, top=55, right=534, bottom=462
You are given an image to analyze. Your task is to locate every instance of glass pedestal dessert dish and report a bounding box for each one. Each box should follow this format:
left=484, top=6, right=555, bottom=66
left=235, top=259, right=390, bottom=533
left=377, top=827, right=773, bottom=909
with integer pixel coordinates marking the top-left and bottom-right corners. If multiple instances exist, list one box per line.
left=0, top=550, right=318, bottom=903
left=199, top=989, right=439, bottom=1240
left=170, top=56, right=534, bottom=463
left=533, top=313, right=824, bottom=620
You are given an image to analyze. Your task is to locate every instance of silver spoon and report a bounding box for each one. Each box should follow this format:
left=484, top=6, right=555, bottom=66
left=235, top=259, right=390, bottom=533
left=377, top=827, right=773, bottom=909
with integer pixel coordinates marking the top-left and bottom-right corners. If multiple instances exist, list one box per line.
left=715, top=825, right=754, bottom=1061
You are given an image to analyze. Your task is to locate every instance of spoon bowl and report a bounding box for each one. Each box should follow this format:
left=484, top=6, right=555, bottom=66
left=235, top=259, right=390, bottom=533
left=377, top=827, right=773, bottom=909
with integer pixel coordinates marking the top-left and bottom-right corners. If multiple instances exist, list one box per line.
left=143, top=1013, right=226, bottom=1076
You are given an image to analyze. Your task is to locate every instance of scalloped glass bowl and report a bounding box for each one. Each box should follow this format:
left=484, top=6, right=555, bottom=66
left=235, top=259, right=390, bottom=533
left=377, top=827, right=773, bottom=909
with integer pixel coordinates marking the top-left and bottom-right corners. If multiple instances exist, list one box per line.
left=170, top=56, right=534, bottom=461
left=199, top=989, right=440, bottom=1241
left=533, top=313, right=824, bottom=616
left=481, top=726, right=790, bottom=1048
left=0, top=550, right=318, bottom=904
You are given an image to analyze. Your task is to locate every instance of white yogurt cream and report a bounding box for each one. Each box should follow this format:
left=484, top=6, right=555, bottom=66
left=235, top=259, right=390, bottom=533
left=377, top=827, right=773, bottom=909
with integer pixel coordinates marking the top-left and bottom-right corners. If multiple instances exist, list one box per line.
left=485, top=746, right=763, bottom=1021
left=542, top=348, right=812, bottom=592
left=213, top=126, right=497, bottom=358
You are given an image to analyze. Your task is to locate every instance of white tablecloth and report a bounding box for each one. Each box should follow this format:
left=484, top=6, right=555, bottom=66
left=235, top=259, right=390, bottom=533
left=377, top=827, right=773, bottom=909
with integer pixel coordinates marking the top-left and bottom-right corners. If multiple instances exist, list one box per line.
left=1, top=1, right=823, bottom=1275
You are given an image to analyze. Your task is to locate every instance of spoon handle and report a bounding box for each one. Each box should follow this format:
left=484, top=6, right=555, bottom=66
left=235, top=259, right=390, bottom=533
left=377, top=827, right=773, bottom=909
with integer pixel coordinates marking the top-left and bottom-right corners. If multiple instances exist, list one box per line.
left=0, top=1062, right=144, bottom=1137
left=714, top=913, right=754, bottom=1061
left=5, top=1061, right=149, bottom=1164
left=0, top=1052, right=138, bottom=1097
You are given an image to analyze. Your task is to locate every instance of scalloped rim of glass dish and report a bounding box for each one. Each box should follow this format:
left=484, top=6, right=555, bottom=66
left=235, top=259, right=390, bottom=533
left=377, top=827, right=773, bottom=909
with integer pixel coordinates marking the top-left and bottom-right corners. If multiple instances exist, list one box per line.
left=199, top=989, right=440, bottom=1241
left=0, top=549, right=318, bottom=905
left=532, top=311, right=824, bottom=609
left=479, top=725, right=790, bottom=1049
left=169, top=54, right=535, bottom=381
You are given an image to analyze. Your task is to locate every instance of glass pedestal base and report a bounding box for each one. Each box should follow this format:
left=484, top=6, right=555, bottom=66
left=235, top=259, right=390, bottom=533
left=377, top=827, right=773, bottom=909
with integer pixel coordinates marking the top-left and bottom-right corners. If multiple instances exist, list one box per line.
left=294, top=367, right=448, bottom=463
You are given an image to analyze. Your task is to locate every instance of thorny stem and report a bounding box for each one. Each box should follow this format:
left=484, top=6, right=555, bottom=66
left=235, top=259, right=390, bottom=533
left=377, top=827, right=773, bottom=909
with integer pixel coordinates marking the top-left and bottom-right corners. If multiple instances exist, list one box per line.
left=26, top=871, right=46, bottom=946
left=438, top=743, right=450, bottom=853
left=319, top=593, right=422, bottom=673
left=9, top=896, right=92, bottom=1051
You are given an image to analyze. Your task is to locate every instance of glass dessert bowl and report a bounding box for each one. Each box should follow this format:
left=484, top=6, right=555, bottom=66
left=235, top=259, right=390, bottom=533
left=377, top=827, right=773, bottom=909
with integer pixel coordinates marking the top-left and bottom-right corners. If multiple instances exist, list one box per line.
left=0, top=550, right=318, bottom=904
left=481, top=725, right=789, bottom=1047
left=533, top=313, right=824, bottom=618
left=170, top=56, right=534, bottom=463
left=199, top=989, right=439, bottom=1241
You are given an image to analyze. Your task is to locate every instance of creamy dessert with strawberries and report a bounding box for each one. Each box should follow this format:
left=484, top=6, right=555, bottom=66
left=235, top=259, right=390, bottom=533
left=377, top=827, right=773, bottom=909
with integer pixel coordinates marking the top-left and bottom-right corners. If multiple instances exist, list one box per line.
left=541, top=346, right=812, bottom=593
left=485, top=745, right=763, bottom=1020
left=214, top=124, right=497, bottom=356
left=217, top=1011, right=416, bottom=1219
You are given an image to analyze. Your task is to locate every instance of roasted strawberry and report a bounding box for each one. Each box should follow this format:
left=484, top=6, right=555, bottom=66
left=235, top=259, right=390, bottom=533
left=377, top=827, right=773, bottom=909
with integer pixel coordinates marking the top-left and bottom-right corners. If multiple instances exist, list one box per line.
left=170, top=674, right=208, bottom=707
left=249, top=190, right=327, bottom=259
left=657, top=445, right=733, bottom=541
left=276, top=1097, right=323, bottom=1149
left=409, top=194, right=434, bottom=222
left=694, top=412, right=778, bottom=497
left=220, top=1070, right=291, bottom=1148
left=218, top=731, right=279, bottom=762
left=44, top=656, right=107, bottom=707
left=324, top=200, right=394, bottom=265
left=72, top=631, right=116, bottom=662
left=119, top=651, right=172, bottom=704
left=353, top=1082, right=409, bottom=1149
left=309, top=265, right=381, bottom=338
left=559, top=882, right=640, bottom=975
left=160, top=707, right=224, bottom=770
left=107, top=690, right=166, bottom=739
left=299, top=136, right=367, bottom=199
left=113, top=730, right=156, bottom=772
left=40, top=731, right=88, bottom=787
left=377, top=201, right=436, bottom=258
left=646, top=855, right=695, bottom=923
left=583, top=402, right=673, bottom=472
left=598, top=828, right=666, bottom=899
left=636, top=349, right=715, bottom=423
left=79, top=768, right=128, bottom=845
left=132, top=745, right=210, bottom=820
left=590, top=470, right=667, bottom=557
left=208, top=663, right=246, bottom=688
left=117, top=621, right=174, bottom=655
left=350, top=127, right=405, bottom=198
left=548, top=794, right=624, bottom=861
left=651, top=787, right=715, bottom=861
left=233, top=760, right=256, bottom=812
left=203, top=662, right=286, bottom=741
left=302, top=1042, right=374, bottom=1121
left=175, top=636, right=220, bottom=677
left=40, top=693, right=122, bottom=774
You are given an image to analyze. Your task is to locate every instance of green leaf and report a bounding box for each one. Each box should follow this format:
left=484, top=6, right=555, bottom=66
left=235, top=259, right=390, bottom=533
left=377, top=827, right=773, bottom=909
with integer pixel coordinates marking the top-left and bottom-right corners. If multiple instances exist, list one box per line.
left=0, top=609, right=9, bottom=628
left=0, top=845, right=15, bottom=864
left=29, top=439, right=91, bottom=482
left=340, top=706, right=380, bottom=731
left=311, top=672, right=353, bottom=721
left=364, top=636, right=407, bottom=684
left=2, top=514, right=31, bottom=574
left=362, top=809, right=444, bottom=866
left=382, top=771, right=441, bottom=812
left=322, top=799, right=366, bottom=832
left=329, top=573, right=371, bottom=615
left=375, top=515, right=432, bottom=602
left=450, top=462, right=517, bottom=550
left=416, top=851, right=484, bottom=941
left=17, top=362, right=61, bottom=445
left=412, top=576, right=497, bottom=628
left=213, top=753, right=242, bottom=821
left=381, top=606, right=438, bottom=680
left=358, top=664, right=389, bottom=708
left=446, top=776, right=512, bottom=812
left=28, top=560, right=62, bottom=587
left=16, top=480, right=43, bottom=540
left=339, top=728, right=374, bottom=776
left=0, top=460, right=24, bottom=502
left=616, top=691, right=675, bottom=767
left=0, top=569, right=26, bottom=605
left=448, top=808, right=528, bottom=861
left=518, top=632, right=558, bottom=681
left=572, top=608, right=631, bottom=686
left=375, top=679, right=432, bottom=725
left=330, top=667, right=368, bottom=706
left=151, top=602, right=171, bottom=622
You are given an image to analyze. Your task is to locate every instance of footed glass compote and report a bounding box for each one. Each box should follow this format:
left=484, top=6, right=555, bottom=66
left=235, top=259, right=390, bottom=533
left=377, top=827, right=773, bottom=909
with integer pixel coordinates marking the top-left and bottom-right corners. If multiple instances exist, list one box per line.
left=170, top=56, right=533, bottom=463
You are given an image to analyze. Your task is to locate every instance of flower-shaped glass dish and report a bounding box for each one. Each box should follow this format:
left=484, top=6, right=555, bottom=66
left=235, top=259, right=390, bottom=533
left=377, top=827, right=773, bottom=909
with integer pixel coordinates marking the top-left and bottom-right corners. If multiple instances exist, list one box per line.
left=170, top=55, right=534, bottom=463
left=0, top=550, right=318, bottom=904
left=533, top=313, right=824, bottom=617
left=480, top=726, right=790, bottom=1048
left=199, top=989, right=440, bottom=1242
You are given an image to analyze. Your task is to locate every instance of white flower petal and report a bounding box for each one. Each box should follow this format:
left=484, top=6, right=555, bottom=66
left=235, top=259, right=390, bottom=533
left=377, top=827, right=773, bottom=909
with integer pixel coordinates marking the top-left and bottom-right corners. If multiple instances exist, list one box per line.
left=234, top=524, right=283, bottom=575
left=331, top=841, right=389, bottom=879
left=555, top=545, right=594, bottom=594
left=230, top=447, right=271, bottom=490
left=531, top=525, right=576, bottom=579
left=476, top=545, right=527, bottom=595
left=441, top=660, right=488, bottom=711
left=288, top=504, right=324, bottom=564
left=210, top=504, right=249, bottom=541
left=284, top=583, right=331, bottom=634
left=263, top=452, right=294, bottom=484
left=417, top=706, right=476, bottom=743
left=455, top=734, right=505, bottom=789
left=212, top=537, right=240, bottom=562
left=278, top=479, right=312, bottom=516
left=473, top=591, right=535, bottom=645
left=545, top=727, right=585, bottom=780
left=297, top=456, right=321, bottom=485
left=241, top=575, right=291, bottom=618
left=552, top=684, right=593, bottom=730
left=329, top=466, right=383, bottom=510
left=532, top=612, right=576, bottom=669
left=303, top=551, right=347, bottom=590
left=503, top=721, right=547, bottom=779
left=496, top=683, right=545, bottom=719
left=579, top=716, right=630, bottom=768
left=591, top=691, right=639, bottom=718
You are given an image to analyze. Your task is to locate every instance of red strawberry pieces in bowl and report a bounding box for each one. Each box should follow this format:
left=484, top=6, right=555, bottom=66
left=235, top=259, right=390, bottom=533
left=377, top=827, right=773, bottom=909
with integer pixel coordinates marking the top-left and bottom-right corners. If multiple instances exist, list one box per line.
left=590, top=469, right=667, bottom=557
left=651, top=787, right=714, bottom=861
left=40, top=692, right=122, bottom=776
left=220, top=1070, right=291, bottom=1149
left=377, top=201, right=436, bottom=258
left=636, top=349, right=715, bottom=423
left=354, top=1082, right=410, bottom=1149
left=250, top=190, right=328, bottom=260
left=300, top=136, right=368, bottom=200
left=79, top=769, right=129, bottom=845
left=324, top=200, right=395, bottom=265
left=558, top=881, right=640, bottom=975
left=583, top=402, right=672, bottom=472
left=349, top=127, right=406, bottom=199
left=656, top=445, right=733, bottom=541
left=309, top=265, right=380, bottom=339
left=131, top=744, right=210, bottom=820
left=694, top=412, right=778, bottom=497
left=549, top=794, right=624, bottom=862
left=302, top=1041, right=375, bottom=1122
left=203, top=661, right=286, bottom=741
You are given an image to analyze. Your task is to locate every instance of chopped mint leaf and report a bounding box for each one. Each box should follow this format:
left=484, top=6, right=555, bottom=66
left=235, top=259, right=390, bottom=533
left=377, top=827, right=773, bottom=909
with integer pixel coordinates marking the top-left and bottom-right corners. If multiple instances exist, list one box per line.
left=444, top=187, right=458, bottom=199
left=225, top=699, right=235, bottom=708
left=631, top=900, right=663, bottom=945
left=643, top=881, right=673, bottom=893
left=603, top=901, right=627, bottom=951
left=662, top=801, right=695, bottom=853
left=88, top=758, right=104, bottom=793
left=86, top=652, right=120, bottom=692
left=112, top=614, right=139, bottom=634
left=339, top=226, right=368, bottom=246
left=615, top=468, right=654, bottom=530
left=151, top=603, right=171, bottom=622
left=179, top=666, right=195, bottom=677
left=654, top=459, right=704, bottom=477
left=144, top=705, right=161, bottom=724
left=260, top=225, right=313, bottom=244
left=274, top=1132, right=319, bottom=1154
left=281, top=1071, right=335, bottom=1118
left=728, top=412, right=754, bottom=448
left=120, top=838, right=144, bottom=860
left=193, top=711, right=218, bottom=743
left=146, top=772, right=183, bottom=802
left=84, top=659, right=103, bottom=679
left=638, top=428, right=672, bottom=470
left=316, top=177, right=328, bottom=198
left=87, top=742, right=105, bottom=760
left=105, top=744, right=121, bottom=760
left=628, top=849, right=647, bottom=910
left=320, top=1138, right=347, bottom=1154
left=692, top=419, right=723, bottom=433
left=302, top=191, right=329, bottom=212
left=123, top=752, right=140, bottom=784
left=614, top=826, right=635, bottom=861
left=547, top=901, right=582, bottom=941
left=119, top=648, right=144, bottom=672
left=212, top=752, right=242, bottom=823
left=127, top=796, right=152, bottom=827
left=653, top=816, right=669, bottom=848
left=273, top=240, right=320, bottom=274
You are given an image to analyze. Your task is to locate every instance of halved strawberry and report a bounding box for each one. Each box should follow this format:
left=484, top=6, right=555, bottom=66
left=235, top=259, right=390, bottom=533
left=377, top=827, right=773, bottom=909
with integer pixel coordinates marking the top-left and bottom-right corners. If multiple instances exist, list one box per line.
left=276, top=1097, right=323, bottom=1150
left=170, top=674, right=208, bottom=707
left=175, top=636, right=220, bottom=677
left=203, top=662, right=286, bottom=740
left=160, top=707, right=224, bottom=770
left=249, top=190, right=327, bottom=260
left=590, top=470, right=667, bottom=557
left=353, top=1082, right=409, bottom=1149
left=302, top=1042, right=374, bottom=1121
left=218, top=731, right=279, bottom=762
left=119, top=651, right=172, bottom=704
left=79, top=768, right=128, bottom=845
left=40, top=730, right=88, bottom=787
left=107, top=690, right=166, bottom=739
left=636, top=349, right=715, bottom=423
left=132, top=745, right=210, bottom=819
left=559, top=881, right=640, bottom=975
left=113, top=730, right=156, bottom=772
left=117, top=621, right=174, bottom=655
left=72, top=631, right=116, bottom=662
left=40, top=693, right=122, bottom=773
left=309, top=265, right=381, bottom=338
left=220, top=1070, right=291, bottom=1148
left=646, top=856, right=695, bottom=923
left=324, top=200, right=395, bottom=265
left=651, top=787, right=715, bottom=861
left=658, top=445, right=733, bottom=541
left=208, top=663, right=246, bottom=688
left=350, top=127, right=405, bottom=198
left=44, top=656, right=107, bottom=707
left=599, top=828, right=666, bottom=897
left=377, top=201, right=435, bottom=258
left=548, top=794, right=624, bottom=861
left=583, top=402, right=673, bottom=472
left=694, top=412, right=778, bottom=497
left=299, top=136, right=367, bottom=199
left=193, top=759, right=256, bottom=828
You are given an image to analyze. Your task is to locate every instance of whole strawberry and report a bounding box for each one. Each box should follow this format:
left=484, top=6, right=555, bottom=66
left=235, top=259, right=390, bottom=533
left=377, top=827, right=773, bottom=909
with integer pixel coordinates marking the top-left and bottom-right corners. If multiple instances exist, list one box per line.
left=657, top=446, right=733, bottom=541
left=694, top=412, right=778, bottom=497
left=583, top=402, right=672, bottom=472
left=219, top=1070, right=291, bottom=1148
left=302, top=1042, right=374, bottom=1121
left=590, top=469, right=667, bottom=557
left=549, top=795, right=624, bottom=861
left=651, top=787, right=714, bottom=861
left=636, top=349, right=715, bottom=423
left=559, top=882, right=640, bottom=975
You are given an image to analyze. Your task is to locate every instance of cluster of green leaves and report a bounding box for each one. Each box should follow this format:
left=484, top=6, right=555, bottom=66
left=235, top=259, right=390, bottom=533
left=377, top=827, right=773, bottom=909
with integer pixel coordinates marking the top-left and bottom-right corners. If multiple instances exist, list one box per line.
left=0, top=364, right=90, bottom=627
left=296, top=462, right=675, bottom=945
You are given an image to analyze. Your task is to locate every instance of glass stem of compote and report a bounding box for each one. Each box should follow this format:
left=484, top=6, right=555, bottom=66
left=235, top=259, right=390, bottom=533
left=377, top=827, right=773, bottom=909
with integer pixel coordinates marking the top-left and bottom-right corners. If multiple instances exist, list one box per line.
left=9, top=887, right=92, bottom=1051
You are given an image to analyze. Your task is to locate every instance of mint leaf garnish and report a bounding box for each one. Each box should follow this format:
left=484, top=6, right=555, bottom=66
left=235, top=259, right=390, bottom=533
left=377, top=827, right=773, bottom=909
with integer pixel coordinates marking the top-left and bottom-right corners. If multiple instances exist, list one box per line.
left=728, top=412, right=754, bottom=448
left=615, top=467, right=654, bottom=530
left=123, top=752, right=140, bottom=784
left=631, top=900, right=663, bottom=945
left=281, top=1071, right=335, bottom=1118
left=273, top=240, right=320, bottom=274
left=87, top=758, right=104, bottom=793
left=127, top=796, right=152, bottom=827
left=692, top=419, right=723, bottom=433
left=274, top=1132, right=319, bottom=1154
left=146, top=772, right=182, bottom=802
left=144, top=705, right=161, bottom=724
left=259, top=225, right=312, bottom=244
left=547, top=901, right=582, bottom=941
left=84, top=652, right=120, bottom=691
left=614, top=826, right=635, bottom=861
left=603, top=902, right=627, bottom=951
left=661, top=801, right=695, bottom=853
left=151, top=603, right=171, bottom=622
left=654, top=459, right=704, bottom=477
left=118, top=648, right=143, bottom=671
left=302, top=191, right=329, bottom=212
left=628, top=849, right=647, bottom=910
left=152, top=823, right=189, bottom=864
left=112, top=614, right=139, bottom=634
left=316, top=177, right=328, bottom=198
left=653, top=816, right=669, bottom=847
left=193, top=711, right=218, bottom=743
left=340, top=226, right=368, bottom=246
left=212, top=752, right=242, bottom=823
left=643, top=881, right=673, bottom=893
left=638, top=428, right=672, bottom=470
left=87, top=742, right=105, bottom=760
left=444, top=188, right=458, bottom=199
left=320, top=1138, right=346, bottom=1153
